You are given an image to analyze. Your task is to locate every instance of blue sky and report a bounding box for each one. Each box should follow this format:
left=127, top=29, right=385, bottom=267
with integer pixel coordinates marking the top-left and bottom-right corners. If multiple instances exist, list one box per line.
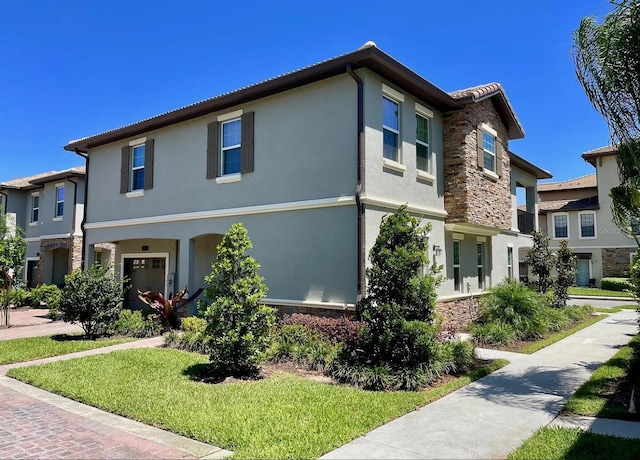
left=0, top=0, right=614, bottom=184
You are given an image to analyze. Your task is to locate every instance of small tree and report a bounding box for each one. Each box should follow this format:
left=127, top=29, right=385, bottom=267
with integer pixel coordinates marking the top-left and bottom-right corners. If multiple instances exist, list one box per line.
left=198, top=223, right=274, bottom=376
left=60, top=264, right=128, bottom=337
left=553, top=240, right=577, bottom=307
left=524, top=231, right=554, bottom=293
left=0, top=214, right=26, bottom=326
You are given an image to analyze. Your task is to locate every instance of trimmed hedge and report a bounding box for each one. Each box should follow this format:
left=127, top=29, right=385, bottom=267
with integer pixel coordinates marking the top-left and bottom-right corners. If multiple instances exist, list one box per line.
left=601, top=277, right=631, bottom=292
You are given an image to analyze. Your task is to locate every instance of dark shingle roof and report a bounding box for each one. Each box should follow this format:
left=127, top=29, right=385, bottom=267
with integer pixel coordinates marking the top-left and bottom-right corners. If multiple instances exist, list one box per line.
left=538, top=174, right=597, bottom=192
left=538, top=196, right=599, bottom=214
left=0, top=166, right=85, bottom=190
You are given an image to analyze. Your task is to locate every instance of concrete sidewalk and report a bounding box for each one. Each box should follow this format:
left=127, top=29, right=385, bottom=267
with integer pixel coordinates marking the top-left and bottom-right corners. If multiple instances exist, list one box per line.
left=0, top=337, right=232, bottom=459
left=0, top=308, right=83, bottom=340
left=322, top=310, right=639, bottom=459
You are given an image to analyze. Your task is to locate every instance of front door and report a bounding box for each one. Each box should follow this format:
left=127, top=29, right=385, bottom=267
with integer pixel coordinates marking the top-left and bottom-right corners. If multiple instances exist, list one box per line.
left=124, top=257, right=166, bottom=309
left=576, top=258, right=590, bottom=286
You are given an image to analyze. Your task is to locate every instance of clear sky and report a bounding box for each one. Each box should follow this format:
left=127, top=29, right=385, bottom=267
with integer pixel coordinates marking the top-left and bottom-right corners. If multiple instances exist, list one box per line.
left=0, top=0, right=615, bottom=184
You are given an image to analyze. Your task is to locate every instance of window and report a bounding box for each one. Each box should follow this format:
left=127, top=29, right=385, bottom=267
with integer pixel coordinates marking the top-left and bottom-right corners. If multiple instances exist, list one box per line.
left=31, top=194, right=39, bottom=223
left=55, top=185, right=64, bottom=218
left=206, top=111, right=254, bottom=180
left=221, top=118, right=242, bottom=175
left=579, top=212, right=596, bottom=238
left=482, top=132, right=495, bottom=171
left=476, top=124, right=502, bottom=176
left=120, top=138, right=154, bottom=194
left=453, top=240, right=461, bottom=292
left=416, top=113, right=430, bottom=172
left=383, top=96, right=399, bottom=161
left=507, top=247, right=513, bottom=280
left=477, top=243, right=485, bottom=290
left=553, top=213, right=569, bottom=239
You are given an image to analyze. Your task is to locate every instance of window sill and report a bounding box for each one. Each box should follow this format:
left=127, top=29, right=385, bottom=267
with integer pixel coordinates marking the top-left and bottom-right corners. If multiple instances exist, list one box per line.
left=579, top=236, right=597, bottom=240
left=416, top=170, right=436, bottom=183
left=29, top=222, right=38, bottom=227
left=483, top=169, right=499, bottom=181
left=216, top=173, right=242, bottom=184
left=126, top=190, right=145, bottom=199
left=53, top=217, right=63, bottom=222
left=383, top=158, right=406, bottom=173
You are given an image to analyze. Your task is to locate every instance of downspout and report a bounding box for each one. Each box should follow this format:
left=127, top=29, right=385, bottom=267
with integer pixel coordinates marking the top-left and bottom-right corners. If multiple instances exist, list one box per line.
left=346, top=63, right=365, bottom=319
left=73, top=149, right=89, bottom=269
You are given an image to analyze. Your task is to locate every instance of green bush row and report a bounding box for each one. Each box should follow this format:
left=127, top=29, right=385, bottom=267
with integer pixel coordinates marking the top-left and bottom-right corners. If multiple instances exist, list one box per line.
left=600, top=277, right=632, bottom=292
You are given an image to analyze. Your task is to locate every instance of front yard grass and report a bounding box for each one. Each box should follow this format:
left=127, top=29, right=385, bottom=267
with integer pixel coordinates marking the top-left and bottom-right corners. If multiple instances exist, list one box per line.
left=0, top=334, right=134, bottom=365
left=507, top=426, right=640, bottom=460
left=561, top=333, right=640, bottom=421
left=7, top=347, right=506, bottom=459
left=568, top=287, right=633, bottom=298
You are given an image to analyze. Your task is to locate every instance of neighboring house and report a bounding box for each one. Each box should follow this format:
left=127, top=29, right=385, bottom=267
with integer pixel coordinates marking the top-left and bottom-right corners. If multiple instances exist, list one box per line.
left=63, top=42, right=549, bottom=324
left=538, top=145, right=638, bottom=287
left=0, top=167, right=86, bottom=287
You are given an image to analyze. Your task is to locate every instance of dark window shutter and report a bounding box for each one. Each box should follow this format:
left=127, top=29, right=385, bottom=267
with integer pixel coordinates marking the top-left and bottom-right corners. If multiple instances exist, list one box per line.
left=241, top=111, right=254, bottom=174
left=144, top=139, right=154, bottom=190
left=476, top=127, right=484, bottom=169
left=120, top=146, right=130, bottom=194
left=495, top=139, right=503, bottom=177
left=207, top=121, right=219, bottom=179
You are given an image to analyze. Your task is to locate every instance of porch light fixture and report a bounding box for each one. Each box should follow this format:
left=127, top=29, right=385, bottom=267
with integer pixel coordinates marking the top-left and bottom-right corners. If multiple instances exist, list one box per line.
left=432, top=244, right=442, bottom=256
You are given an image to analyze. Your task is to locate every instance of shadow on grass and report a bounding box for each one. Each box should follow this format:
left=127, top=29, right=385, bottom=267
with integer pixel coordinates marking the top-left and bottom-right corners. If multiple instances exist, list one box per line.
left=50, top=333, right=90, bottom=342
left=182, top=363, right=263, bottom=384
left=561, top=429, right=640, bottom=460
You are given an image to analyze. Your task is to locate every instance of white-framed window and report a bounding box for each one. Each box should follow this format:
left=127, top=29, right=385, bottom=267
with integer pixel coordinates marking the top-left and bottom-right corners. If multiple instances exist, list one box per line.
left=477, top=243, right=485, bottom=289
left=383, top=96, right=400, bottom=162
left=416, top=113, right=430, bottom=173
left=453, top=240, right=461, bottom=292
left=507, top=247, right=513, bottom=280
left=553, top=213, right=569, bottom=239
left=221, top=118, right=242, bottom=175
left=130, top=143, right=145, bottom=191
left=579, top=211, right=597, bottom=239
left=482, top=131, right=496, bottom=172
left=30, top=193, right=39, bottom=223
left=54, top=184, right=64, bottom=218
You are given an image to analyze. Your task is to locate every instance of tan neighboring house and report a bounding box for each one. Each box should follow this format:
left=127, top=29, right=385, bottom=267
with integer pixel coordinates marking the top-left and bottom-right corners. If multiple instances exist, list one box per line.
left=0, top=167, right=86, bottom=287
left=538, top=145, right=638, bottom=286
left=63, top=43, right=550, bottom=325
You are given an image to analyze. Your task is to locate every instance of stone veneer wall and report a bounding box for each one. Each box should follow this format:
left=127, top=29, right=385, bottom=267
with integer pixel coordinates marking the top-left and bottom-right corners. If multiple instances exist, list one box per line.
left=37, top=238, right=70, bottom=285
left=442, top=99, right=511, bottom=229
left=71, top=236, right=83, bottom=271
left=602, top=248, right=635, bottom=277
left=435, top=296, right=484, bottom=332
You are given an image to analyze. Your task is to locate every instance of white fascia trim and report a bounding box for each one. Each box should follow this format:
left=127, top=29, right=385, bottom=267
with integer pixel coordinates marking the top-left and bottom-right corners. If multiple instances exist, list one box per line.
left=24, top=233, right=73, bottom=243
left=562, top=245, right=639, bottom=250
left=260, top=298, right=356, bottom=311
left=382, top=83, right=404, bottom=102
left=383, top=158, right=406, bottom=173
left=129, top=137, right=147, bottom=147
left=85, top=196, right=357, bottom=230
left=217, top=109, right=243, bottom=122
left=360, top=194, right=447, bottom=219
left=445, top=223, right=500, bottom=237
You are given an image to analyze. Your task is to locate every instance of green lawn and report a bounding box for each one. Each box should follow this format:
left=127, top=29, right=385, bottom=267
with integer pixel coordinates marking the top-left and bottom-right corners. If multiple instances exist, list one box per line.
left=568, top=287, right=633, bottom=298
left=519, top=315, right=605, bottom=354
left=508, top=427, right=640, bottom=460
left=8, top=348, right=505, bottom=459
left=593, top=305, right=638, bottom=313
left=0, top=334, right=134, bottom=365
left=562, top=333, right=639, bottom=420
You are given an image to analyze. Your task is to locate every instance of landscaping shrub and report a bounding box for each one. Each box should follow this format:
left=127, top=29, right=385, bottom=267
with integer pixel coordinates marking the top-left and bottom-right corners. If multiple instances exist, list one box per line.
left=601, top=277, right=632, bottom=292
left=8, top=288, right=30, bottom=308
left=470, top=322, right=517, bottom=345
left=60, top=264, right=128, bottom=337
left=164, top=316, right=208, bottom=354
left=279, top=313, right=362, bottom=348
left=198, top=223, right=275, bottom=376
left=111, top=309, right=162, bottom=338
left=524, top=231, right=554, bottom=294
left=475, top=279, right=548, bottom=340
left=553, top=240, right=577, bottom=307
left=30, top=284, right=62, bottom=319
left=268, top=324, right=340, bottom=371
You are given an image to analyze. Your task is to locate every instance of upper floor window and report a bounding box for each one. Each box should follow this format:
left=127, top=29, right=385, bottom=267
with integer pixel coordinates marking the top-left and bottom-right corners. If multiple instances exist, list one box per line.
left=383, top=96, right=399, bottom=162
left=120, top=138, right=154, bottom=195
left=477, top=124, right=502, bottom=177
left=207, top=111, right=254, bottom=181
left=31, top=194, right=39, bottom=223
left=221, top=118, right=242, bottom=175
left=553, top=213, right=569, bottom=239
left=416, top=113, right=430, bottom=172
left=579, top=212, right=596, bottom=238
left=482, top=132, right=496, bottom=171
left=55, top=185, right=64, bottom=218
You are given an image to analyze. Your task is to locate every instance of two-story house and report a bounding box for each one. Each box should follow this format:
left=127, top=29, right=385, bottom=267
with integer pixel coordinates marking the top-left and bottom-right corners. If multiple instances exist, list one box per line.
left=63, top=43, right=549, bottom=324
left=538, top=145, right=638, bottom=287
left=0, top=167, right=86, bottom=287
